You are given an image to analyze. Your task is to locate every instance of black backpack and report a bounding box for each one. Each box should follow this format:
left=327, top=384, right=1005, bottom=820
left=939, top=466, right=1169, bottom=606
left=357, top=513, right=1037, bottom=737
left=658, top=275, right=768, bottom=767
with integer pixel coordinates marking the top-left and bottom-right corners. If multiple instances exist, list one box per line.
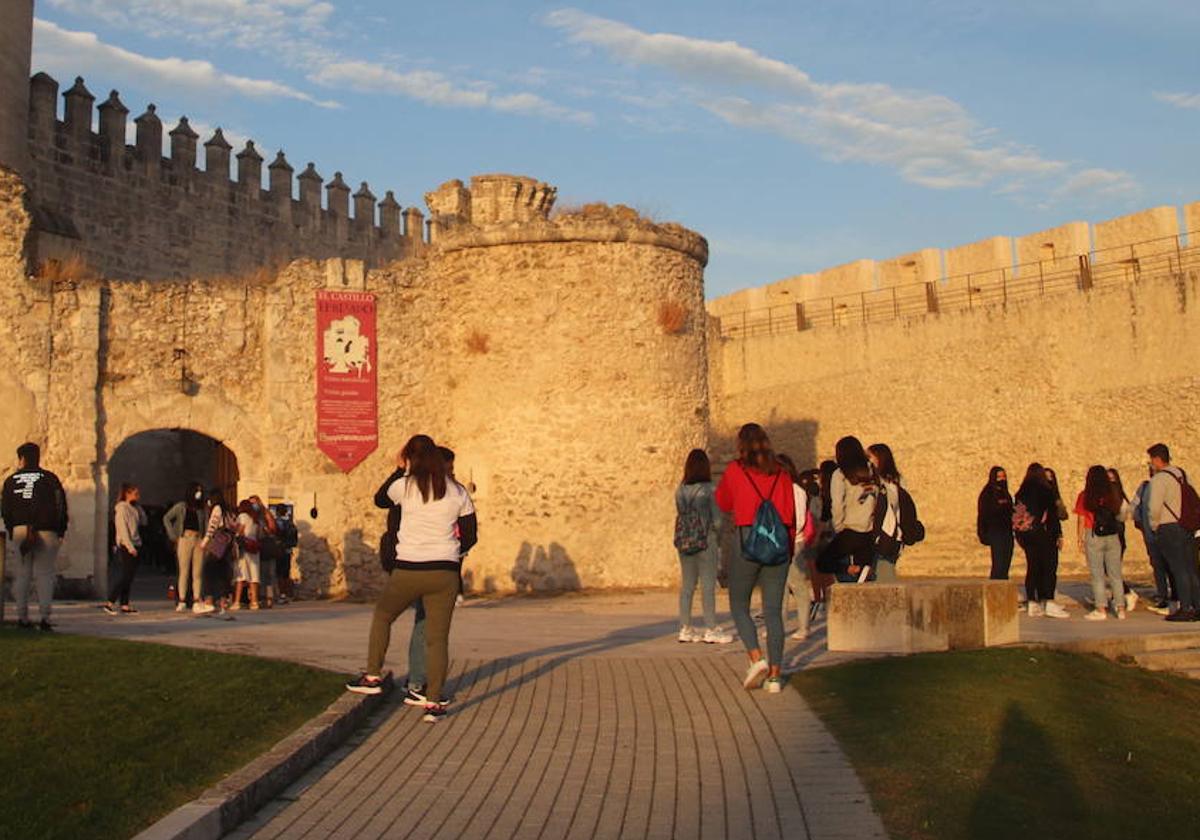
left=898, top=486, right=925, bottom=546
left=378, top=505, right=401, bottom=572
left=1092, top=505, right=1120, bottom=537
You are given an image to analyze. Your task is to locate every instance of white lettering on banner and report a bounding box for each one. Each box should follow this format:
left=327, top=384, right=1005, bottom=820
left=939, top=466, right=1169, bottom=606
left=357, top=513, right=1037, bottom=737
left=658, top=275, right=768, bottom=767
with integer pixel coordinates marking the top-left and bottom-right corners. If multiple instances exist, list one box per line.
left=13, top=473, right=40, bottom=500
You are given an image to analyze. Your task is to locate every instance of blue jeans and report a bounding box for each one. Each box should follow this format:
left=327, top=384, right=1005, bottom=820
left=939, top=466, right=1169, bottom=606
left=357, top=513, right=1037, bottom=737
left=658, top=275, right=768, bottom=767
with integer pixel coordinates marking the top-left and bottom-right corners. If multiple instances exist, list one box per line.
left=1158, top=524, right=1200, bottom=610
left=873, top=556, right=898, bottom=582
left=1142, top=535, right=1174, bottom=602
left=728, top=541, right=789, bottom=667
left=407, top=598, right=426, bottom=688
left=787, top=552, right=813, bottom=635
left=1084, top=531, right=1123, bottom=612
left=679, top=545, right=719, bottom=629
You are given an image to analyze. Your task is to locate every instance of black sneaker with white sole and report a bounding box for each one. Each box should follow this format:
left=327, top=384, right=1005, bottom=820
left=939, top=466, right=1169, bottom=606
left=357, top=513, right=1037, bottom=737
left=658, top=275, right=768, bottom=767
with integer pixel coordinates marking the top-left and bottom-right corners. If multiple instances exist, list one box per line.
left=346, top=674, right=385, bottom=695
left=422, top=702, right=449, bottom=723
left=402, top=685, right=428, bottom=706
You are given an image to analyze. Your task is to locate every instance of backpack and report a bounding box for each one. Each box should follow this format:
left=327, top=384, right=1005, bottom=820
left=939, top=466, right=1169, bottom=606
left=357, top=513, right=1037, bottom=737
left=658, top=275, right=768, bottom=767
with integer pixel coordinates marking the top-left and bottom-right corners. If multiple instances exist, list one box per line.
left=1165, top=469, right=1200, bottom=532
left=741, top=470, right=791, bottom=566
left=872, top=487, right=903, bottom=559
left=1092, top=505, right=1120, bottom=537
left=379, top=505, right=401, bottom=572
left=1012, top=499, right=1042, bottom=534
left=204, top=510, right=238, bottom=562
left=898, top=486, right=925, bottom=546
left=673, top=485, right=709, bottom=555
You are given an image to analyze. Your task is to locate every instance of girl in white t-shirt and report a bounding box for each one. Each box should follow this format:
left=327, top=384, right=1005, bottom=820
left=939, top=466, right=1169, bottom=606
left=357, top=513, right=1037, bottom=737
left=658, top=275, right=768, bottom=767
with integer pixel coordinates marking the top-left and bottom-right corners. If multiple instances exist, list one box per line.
left=347, top=435, right=477, bottom=723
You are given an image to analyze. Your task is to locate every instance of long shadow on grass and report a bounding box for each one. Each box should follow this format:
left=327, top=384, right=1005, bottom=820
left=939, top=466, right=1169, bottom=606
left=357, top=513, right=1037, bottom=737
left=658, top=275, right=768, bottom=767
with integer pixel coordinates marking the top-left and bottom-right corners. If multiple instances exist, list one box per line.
left=967, top=702, right=1088, bottom=838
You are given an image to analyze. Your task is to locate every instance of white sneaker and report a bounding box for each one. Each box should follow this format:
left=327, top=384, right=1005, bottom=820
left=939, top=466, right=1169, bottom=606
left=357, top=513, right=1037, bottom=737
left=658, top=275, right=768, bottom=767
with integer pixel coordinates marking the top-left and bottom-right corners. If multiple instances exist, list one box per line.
left=193, top=603, right=216, bottom=616
left=1043, top=601, right=1070, bottom=619
left=765, top=677, right=785, bottom=694
left=790, top=627, right=809, bottom=641
left=1084, top=609, right=1108, bottom=621
left=175, top=603, right=187, bottom=613
left=742, top=659, right=769, bottom=690
left=1116, top=608, right=1128, bottom=621
left=702, top=627, right=733, bottom=644
left=1027, top=602, right=1043, bottom=617
left=1125, top=590, right=1139, bottom=612
left=678, top=626, right=698, bottom=643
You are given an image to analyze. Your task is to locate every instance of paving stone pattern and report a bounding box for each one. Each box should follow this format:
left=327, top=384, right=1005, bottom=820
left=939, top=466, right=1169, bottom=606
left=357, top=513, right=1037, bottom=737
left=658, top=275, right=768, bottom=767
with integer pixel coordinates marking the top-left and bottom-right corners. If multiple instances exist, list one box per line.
left=233, top=656, right=886, bottom=840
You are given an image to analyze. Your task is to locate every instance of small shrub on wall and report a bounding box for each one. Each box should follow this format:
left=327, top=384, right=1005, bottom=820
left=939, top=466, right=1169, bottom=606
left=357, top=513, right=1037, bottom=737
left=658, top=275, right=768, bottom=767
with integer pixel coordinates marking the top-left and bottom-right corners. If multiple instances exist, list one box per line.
left=657, top=300, right=688, bottom=335
left=466, top=329, right=491, bottom=354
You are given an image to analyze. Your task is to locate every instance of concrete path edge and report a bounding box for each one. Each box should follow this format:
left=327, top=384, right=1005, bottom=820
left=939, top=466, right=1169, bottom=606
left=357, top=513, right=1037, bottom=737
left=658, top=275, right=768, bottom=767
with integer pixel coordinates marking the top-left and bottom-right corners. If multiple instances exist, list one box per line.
left=131, top=674, right=393, bottom=840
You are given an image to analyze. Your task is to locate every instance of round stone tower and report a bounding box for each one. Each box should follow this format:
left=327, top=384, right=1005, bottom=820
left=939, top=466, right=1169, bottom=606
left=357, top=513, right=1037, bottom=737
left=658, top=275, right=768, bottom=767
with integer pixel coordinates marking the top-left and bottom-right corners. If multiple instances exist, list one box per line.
left=0, top=1, right=34, bottom=176
left=415, top=174, right=711, bottom=592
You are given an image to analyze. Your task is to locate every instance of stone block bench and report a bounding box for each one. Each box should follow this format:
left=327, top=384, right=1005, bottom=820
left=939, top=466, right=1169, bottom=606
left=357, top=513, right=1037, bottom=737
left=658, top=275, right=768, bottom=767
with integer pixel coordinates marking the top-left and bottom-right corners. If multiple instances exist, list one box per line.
left=827, top=579, right=1019, bottom=654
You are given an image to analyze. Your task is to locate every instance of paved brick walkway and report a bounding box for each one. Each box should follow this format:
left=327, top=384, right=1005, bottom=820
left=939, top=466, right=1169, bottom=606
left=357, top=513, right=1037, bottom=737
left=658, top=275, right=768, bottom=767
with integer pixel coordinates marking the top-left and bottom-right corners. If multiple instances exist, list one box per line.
left=230, top=655, right=885, bottom=840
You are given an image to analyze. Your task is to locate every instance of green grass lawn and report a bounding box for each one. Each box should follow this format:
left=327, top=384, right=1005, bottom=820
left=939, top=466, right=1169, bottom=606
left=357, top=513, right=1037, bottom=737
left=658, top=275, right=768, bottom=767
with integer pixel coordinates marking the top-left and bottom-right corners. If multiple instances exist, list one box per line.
left=0, top=626, right=345, bottom=840
left=794, top=648, right=1200, bottom=840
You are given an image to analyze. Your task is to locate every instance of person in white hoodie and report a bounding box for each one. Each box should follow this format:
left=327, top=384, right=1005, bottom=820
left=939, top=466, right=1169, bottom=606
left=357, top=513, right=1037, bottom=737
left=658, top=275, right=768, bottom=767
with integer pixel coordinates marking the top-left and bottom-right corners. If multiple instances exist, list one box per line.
left=105, top=483, right=147, bottom=615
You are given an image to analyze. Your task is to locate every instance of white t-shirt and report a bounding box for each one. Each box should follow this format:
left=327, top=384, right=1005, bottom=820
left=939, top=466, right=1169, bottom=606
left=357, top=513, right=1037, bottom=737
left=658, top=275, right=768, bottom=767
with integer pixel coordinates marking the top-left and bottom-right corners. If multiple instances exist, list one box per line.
left=237, top=512, right=260, bottom=553
left=387, top=476, right=475, bottom=563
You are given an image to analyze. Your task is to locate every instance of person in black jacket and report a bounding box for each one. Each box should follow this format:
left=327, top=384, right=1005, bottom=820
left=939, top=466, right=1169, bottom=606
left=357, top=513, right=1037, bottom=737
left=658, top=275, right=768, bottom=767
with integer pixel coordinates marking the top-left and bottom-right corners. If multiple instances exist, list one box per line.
left=977, top=466, right=1014, bottom=580
left=1, top=443, right=68, bottom=630
left=1014, top=462, right=1068, bottom=618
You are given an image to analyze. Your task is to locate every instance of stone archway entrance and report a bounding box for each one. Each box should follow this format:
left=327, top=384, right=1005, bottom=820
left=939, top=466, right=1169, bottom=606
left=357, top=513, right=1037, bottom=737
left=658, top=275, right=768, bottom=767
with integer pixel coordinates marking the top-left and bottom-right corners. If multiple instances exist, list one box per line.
left=105, top=429, right=238, bottom=575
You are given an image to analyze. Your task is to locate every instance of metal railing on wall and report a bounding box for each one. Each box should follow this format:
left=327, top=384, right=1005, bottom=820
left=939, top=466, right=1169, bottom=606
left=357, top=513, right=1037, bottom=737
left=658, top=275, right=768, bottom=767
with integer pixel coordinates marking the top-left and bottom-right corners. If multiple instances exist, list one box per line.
left=718, top=231, right=1199, bottom=339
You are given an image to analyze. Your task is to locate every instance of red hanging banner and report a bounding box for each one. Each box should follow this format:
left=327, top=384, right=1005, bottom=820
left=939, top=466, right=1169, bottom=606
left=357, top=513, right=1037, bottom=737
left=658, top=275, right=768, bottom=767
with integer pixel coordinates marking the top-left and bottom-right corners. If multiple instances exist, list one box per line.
left=315, top=290, right=378, bottom=472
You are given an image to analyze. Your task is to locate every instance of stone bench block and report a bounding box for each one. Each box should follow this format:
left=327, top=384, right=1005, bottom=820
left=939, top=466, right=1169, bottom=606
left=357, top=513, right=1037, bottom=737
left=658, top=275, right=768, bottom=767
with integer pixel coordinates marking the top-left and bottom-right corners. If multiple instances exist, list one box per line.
left=827, top=579, right=1019, bottom=653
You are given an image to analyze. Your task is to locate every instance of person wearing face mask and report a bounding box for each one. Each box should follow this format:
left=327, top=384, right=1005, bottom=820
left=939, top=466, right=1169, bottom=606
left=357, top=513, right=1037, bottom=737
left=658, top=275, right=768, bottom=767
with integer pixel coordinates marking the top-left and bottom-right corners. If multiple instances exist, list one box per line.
left=977, top=467, right=1014, bottom=580
left=164, top=481, right=207, bottom=612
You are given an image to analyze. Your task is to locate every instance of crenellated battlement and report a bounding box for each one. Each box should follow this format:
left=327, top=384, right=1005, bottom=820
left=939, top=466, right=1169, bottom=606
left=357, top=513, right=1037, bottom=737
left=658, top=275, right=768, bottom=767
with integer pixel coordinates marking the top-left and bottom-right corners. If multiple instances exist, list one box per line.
left=21, top=72, right=426, bottom=280
left=424, top=174, right=708, bottom=264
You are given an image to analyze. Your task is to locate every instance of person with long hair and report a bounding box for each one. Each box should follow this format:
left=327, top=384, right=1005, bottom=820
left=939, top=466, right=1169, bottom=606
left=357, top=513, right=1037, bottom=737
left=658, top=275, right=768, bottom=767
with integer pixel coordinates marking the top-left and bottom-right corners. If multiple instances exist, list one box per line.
left=977, top=467, right=1014, bottom=580
left=714, top=423, right=796, bottom=693
left=1108, top=468, right=1139, bottom=612
left=673, top=449, right=732, bottom=644
left=867, top=443, right=903, bottom=582
left=776, top=453, right=813, bottom=640
left=104, top=482, right=146, bottom=615
left=164, top=481, right=207, bottom=611
left=818, top=436, right=879, bottom=581
left=1075, top=465, right=1130, bottom=620
left=197, top=487, right=236, bottom=619
left=347, top=435, right=477, bottom=723
left=1015, top=463, right=1069, bottom=618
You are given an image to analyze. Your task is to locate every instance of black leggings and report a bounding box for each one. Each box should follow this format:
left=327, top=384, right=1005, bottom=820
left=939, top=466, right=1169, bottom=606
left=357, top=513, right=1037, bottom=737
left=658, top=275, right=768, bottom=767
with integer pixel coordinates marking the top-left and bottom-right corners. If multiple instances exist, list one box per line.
left=203, top=554, right=231, bottom=601
left=987, top=530, right=1014, bottom=580
left=108, top=547, right=139, bottom=605
left=817, top=529, right=875, bottom=574
left=1020, top=533, right=1058, bottom=603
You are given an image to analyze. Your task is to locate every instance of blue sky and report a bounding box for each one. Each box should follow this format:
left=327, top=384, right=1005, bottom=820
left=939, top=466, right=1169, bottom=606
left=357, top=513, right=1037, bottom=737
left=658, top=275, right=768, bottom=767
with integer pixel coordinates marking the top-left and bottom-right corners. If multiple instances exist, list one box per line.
left=30, top=0, right=1200, bottom=298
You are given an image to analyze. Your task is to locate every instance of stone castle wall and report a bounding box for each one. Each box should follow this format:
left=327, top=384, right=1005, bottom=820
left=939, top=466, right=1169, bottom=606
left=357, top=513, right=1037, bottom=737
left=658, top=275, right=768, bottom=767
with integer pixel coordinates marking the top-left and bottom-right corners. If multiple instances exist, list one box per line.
left=710, top=205, right=1197, bottom=318
left=0, top=167, right=711, bottom=597
left=708, top=262, right=1200, bottom=579
left=22, top=71, right=424, bottom=281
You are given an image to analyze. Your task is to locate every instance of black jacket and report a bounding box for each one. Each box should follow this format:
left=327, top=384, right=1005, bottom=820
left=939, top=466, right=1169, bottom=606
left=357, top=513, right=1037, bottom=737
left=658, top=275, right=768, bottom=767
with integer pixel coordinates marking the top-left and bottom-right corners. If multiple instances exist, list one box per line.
left=2, top=467, right=69, bottom=536
left=977, top=485, right=1013, bottom=543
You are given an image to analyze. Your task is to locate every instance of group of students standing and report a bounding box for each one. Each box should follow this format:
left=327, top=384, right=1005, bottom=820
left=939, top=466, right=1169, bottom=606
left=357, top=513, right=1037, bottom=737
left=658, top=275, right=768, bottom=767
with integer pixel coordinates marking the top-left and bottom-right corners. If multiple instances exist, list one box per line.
left=104, top=482, right=297, bottom=618
left=978, top=442, right=1200, bottom=621
left=673, top=424, right=921, bottom=692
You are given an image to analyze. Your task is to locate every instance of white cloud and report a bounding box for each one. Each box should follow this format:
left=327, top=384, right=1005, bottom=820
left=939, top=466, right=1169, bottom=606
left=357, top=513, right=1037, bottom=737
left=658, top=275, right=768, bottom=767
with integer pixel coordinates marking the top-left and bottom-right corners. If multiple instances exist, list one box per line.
left=1154, top=91, right=1200, bottom=110
left=33, top=19, right=339, bottom=108
left=311, top=61, right=595, bottom=125
left=44, top=0, right=335, bottom=53
left=43, top=2, right=593, bottom=126
left=1053, top=167, right=1140, bottom=200
left=544, top=8, right=1129, bottom=197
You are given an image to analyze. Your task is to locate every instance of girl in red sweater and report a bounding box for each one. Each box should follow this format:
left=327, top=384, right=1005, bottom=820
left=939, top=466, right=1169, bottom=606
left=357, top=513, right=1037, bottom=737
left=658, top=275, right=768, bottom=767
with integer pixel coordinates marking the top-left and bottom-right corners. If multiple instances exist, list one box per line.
left=715, top=423, right=796, bottom=692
